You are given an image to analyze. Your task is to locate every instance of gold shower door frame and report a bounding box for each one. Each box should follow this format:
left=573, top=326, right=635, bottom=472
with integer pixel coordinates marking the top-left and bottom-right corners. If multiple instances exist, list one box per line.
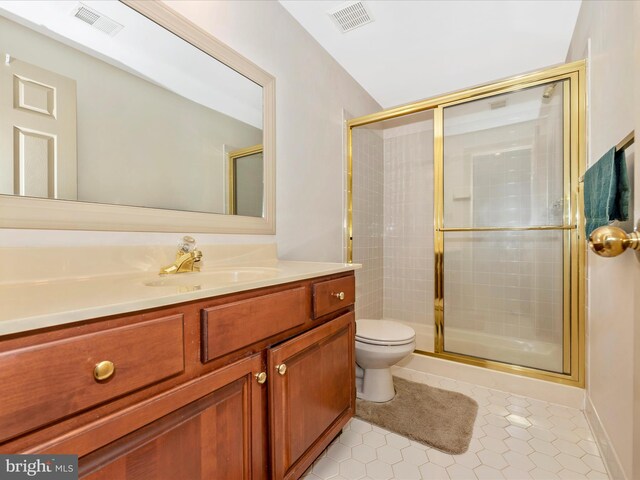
left=347, top=61, right=586, bottom=387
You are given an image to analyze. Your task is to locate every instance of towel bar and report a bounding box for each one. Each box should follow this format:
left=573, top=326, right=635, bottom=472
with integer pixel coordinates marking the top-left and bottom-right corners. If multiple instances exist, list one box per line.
left=588, top=225, right=640, bottom=257
left=579, top=130, right=635, bottom=183
left=616, top=130, right=635, bottom=152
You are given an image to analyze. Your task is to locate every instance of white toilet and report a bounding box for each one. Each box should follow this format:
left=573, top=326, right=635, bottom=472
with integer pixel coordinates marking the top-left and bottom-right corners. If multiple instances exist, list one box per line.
left=355, top=319, right=416, bottom=402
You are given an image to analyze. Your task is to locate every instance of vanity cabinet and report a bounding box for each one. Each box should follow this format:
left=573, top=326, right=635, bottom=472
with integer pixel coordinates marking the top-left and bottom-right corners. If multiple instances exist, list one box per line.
left=0, top=271, right=355, bottom=480
left=269, top=312, right=355, bottom=480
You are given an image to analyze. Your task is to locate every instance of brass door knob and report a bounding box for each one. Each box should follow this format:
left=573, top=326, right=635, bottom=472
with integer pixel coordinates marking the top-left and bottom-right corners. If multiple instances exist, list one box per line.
left=589, top=226, right=640, bottom=257
left=332, top=291, right=345, bottom=300
left=255, top=372, right=267, bottom=384
left=94, top=361, right=115, bottom=381
left=276, top=363, right=287, bottom=375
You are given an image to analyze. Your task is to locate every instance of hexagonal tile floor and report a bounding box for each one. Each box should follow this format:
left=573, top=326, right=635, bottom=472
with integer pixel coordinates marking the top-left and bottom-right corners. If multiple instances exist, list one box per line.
left=301, top=371, right=607, bottom=480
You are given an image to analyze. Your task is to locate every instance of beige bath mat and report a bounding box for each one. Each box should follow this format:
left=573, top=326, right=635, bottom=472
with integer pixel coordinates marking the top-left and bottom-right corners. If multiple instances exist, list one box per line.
left=356, top=376, right=478, bottom=454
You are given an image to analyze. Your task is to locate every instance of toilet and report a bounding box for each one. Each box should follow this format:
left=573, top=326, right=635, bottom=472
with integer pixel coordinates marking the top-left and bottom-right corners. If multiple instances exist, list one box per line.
left=355, top=319, right=416, bottom=402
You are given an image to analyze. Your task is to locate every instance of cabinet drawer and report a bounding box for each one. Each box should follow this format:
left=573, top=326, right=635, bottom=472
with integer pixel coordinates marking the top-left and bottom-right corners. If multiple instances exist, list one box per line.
left=201, top=286, right=307, bottom=363
left=312, top=276, right=355, bottom=318
left=0, top=314, right=185, bottom=443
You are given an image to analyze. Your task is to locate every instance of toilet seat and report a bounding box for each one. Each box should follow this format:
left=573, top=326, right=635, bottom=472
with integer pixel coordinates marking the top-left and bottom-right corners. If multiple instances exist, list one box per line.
left=355, top=319, right=415, bottom=346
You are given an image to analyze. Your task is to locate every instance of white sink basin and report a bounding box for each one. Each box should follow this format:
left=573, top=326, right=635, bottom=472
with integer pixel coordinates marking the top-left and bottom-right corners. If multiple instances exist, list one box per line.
left=143, top=267, right=280, bottom=288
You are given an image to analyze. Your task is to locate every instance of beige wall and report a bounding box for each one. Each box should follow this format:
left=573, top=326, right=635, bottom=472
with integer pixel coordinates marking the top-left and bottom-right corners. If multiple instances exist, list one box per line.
left=1, top=1, right=380, bottom=259
left=161, top=0, right=380, bottom=261
left=567, top=2, right=639, bottom=479
left=0, top=15, right=261, bottom=214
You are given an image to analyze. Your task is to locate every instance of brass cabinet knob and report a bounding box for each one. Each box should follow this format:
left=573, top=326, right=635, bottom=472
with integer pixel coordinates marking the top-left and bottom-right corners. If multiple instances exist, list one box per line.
left=276, top=363, right=287, bottom=375
left=255, top=372, right=267, bottom=384
left=94, top=361, right=115, bottom=381
left=332, top=291, right=345, bottom=301
left=589, top=226, right=640, bottom=257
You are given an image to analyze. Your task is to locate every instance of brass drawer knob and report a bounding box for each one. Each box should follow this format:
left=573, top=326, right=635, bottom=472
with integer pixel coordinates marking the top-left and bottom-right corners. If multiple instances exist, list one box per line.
left=94, top=361, right=115, bottom=381
left=276, top=363, right=287, bottom=375
left=332, top=291, right=345, bottom=301
left=255, top=372, right=267, bottom=384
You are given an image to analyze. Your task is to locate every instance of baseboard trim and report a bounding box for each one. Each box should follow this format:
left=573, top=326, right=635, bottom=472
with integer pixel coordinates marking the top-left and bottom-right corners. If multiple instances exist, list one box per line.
left=584, top=395, right=628, bottom=480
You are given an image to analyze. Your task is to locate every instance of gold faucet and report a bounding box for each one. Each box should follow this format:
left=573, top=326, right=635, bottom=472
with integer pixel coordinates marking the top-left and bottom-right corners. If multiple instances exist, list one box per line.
left=159, top=236, right=203, bottom=275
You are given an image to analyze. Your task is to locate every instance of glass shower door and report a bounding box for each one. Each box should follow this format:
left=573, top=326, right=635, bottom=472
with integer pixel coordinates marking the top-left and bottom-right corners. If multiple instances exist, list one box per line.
left=437, top=80, right=576, bottom=373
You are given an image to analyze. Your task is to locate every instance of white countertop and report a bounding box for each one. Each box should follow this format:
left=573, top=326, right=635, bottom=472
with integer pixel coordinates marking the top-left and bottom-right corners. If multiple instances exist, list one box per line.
left=0, top=260, right=359, bottom=336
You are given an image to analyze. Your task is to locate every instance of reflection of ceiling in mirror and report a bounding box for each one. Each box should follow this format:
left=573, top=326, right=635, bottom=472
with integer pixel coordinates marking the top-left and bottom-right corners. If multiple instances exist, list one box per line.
left=0, top=0, right=263, bottom=129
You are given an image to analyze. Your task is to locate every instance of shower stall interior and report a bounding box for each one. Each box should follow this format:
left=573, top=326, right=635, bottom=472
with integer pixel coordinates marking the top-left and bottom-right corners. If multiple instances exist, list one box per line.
left=348, top=61, right=585, bottom=385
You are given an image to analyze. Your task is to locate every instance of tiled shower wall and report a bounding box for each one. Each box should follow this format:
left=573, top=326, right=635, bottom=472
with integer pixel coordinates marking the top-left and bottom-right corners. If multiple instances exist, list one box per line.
left=443, top=114, right=565, bottom=351
left=352, top=128, right=384, bottom=319
left=382, top=120, right=435, bottom=351
left=353, top=107, right=564, bottom=355
left=445, top=224, right=564, bottom=345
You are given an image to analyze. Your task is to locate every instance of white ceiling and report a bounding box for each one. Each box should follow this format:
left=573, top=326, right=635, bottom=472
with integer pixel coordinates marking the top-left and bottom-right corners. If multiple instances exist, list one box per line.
left=279, top=0, right=582, bottom=109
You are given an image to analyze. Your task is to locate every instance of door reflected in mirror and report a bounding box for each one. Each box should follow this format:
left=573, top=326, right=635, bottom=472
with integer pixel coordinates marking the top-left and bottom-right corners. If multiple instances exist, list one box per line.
left=228, top=145, right=263, bottom=217
left=0, top=1, right=264, bottom=217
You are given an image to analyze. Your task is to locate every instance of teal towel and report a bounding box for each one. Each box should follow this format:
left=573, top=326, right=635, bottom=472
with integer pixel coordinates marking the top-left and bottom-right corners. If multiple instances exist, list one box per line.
left=584, top=146, right=630, bottom=237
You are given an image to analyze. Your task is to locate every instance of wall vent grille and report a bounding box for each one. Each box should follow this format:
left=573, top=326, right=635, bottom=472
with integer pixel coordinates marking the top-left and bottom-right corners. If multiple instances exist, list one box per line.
left=72, top=4, right=123, bottom=37
left=328, top=1, right=373, bottom=33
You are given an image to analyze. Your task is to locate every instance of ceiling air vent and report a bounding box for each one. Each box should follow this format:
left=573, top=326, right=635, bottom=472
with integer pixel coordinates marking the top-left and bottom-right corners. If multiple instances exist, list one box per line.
left=328, top=1, right=373, bottom=33
left=72, top=3, right=123, bottom=37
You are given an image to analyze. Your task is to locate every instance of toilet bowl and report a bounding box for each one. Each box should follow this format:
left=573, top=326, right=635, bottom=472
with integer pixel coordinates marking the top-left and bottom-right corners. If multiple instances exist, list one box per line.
left=355, top=319, right=416, bottom=402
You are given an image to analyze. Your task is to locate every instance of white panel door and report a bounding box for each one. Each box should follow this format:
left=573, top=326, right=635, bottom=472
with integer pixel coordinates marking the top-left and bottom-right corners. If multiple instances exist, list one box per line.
left=0, top=56, right=77, bottom=199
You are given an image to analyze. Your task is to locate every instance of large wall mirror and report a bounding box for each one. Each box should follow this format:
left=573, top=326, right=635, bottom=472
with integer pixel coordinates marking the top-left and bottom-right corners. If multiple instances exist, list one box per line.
left=0, top=0, right=275, bottom=233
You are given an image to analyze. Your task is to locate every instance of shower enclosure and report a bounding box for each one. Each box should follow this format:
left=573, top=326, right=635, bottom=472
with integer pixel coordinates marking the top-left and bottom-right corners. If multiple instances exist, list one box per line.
left=348, top=62, right=585, bottom=385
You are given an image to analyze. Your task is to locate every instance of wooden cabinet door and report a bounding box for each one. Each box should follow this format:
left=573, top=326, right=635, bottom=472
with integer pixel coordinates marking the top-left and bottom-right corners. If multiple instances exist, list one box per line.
left=79, top=354, right=267, bottom=480
left=269, top=312, right=355, bottom=480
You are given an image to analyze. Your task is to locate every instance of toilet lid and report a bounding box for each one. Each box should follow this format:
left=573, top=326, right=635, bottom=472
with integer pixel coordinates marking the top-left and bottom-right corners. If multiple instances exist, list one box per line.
left=355, top=319, right=415, bottom=346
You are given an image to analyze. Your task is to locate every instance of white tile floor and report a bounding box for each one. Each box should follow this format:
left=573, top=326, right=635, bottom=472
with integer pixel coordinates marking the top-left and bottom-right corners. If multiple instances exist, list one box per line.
left=302, top=370, right=608, bottom=480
